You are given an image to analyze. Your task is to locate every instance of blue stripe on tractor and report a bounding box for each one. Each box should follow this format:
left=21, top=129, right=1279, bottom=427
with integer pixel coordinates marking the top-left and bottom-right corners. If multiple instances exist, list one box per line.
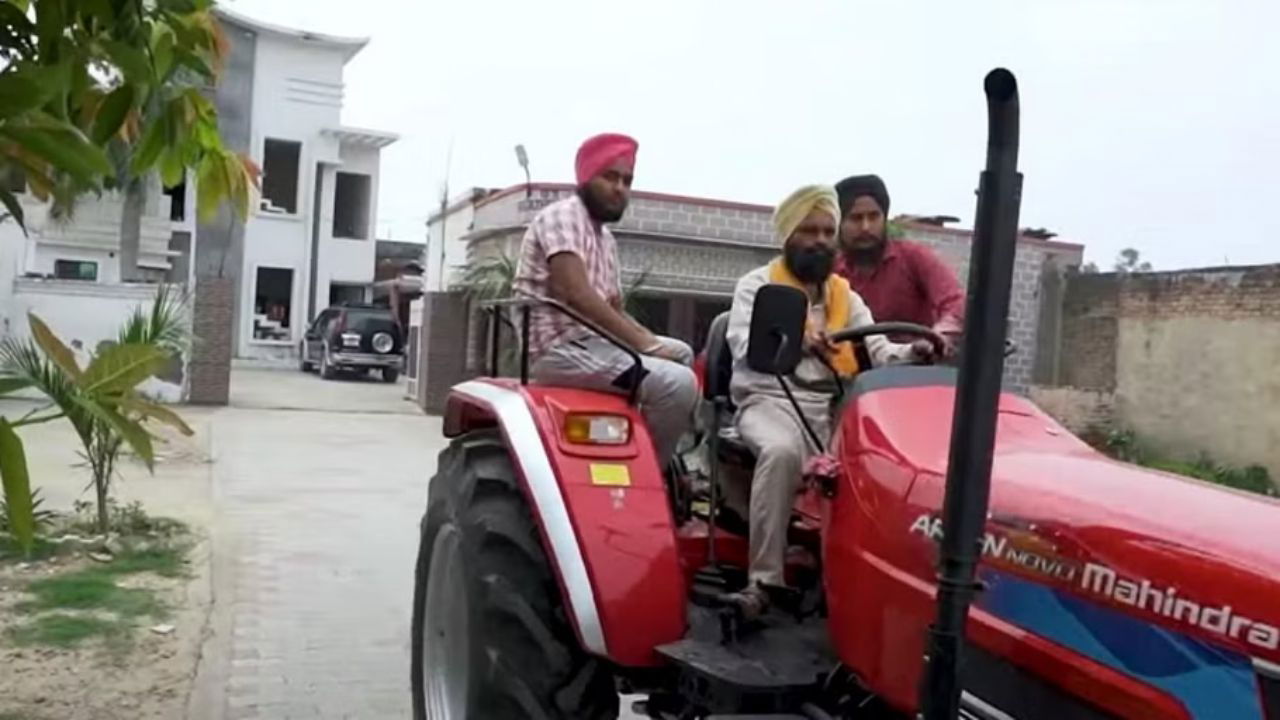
left=977, top=569, right=1262, bottom=720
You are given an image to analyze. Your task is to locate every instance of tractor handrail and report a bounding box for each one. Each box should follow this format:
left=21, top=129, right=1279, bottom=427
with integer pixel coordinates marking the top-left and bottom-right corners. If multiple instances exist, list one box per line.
left=479, top=294, right=643, bottom=405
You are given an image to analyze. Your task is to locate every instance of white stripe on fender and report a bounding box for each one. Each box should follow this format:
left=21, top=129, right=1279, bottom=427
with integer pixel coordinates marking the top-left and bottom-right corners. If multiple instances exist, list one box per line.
left=451, top=380, right=607, bottom=656
left=961, top=691, right=1016, bottom=720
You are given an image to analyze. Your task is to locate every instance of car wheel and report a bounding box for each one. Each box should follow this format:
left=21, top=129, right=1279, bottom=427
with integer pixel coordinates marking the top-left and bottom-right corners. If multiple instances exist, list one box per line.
left=299, top=342, right=313, bottom=372
left=382, top=367, right=400, bottom=384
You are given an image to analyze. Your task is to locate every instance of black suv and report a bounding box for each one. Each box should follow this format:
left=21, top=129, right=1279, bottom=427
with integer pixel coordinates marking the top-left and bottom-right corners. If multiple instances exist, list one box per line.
left=299, top=304, right=405, bottom=382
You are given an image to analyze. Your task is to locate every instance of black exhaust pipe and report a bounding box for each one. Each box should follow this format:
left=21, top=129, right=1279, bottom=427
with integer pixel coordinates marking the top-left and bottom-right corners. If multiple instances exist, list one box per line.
left=919, top=68, right=1023, bottom=720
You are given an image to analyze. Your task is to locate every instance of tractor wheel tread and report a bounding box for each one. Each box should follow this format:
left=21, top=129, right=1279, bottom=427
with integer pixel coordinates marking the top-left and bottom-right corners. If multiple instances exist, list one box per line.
left=481, top=573, right=572, bottom=671
left=411, top=430, right=618, bottom=720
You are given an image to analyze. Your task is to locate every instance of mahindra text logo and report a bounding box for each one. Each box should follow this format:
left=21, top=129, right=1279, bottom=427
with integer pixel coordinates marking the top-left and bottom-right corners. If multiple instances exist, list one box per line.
left=1081, top=563, right=1279, bottom=651
left=907, top=513, right=1280, bottom=653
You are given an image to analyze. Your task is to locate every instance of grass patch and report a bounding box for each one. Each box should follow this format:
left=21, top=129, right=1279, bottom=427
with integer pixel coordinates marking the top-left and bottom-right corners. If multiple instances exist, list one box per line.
left=101, top=544, right=190, bottom=579
left=3, top=542, right=189, bottom=650
left=7, top=613, right=127, bottom=648
left=17, top=573, right=165, bottom=618
left=1092, top=428, right=1278, bottom=498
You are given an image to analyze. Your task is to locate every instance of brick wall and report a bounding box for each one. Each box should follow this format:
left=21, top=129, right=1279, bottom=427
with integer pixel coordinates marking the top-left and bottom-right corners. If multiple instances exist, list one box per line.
left=189, top=276, right=235, bottom=405
left=419, top=292, right=472, bottom=414
left=1044, top=265, right=1280, bottom=480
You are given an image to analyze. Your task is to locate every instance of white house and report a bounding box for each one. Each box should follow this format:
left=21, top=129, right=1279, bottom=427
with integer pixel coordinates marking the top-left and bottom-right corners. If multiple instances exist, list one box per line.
left=423, top=187, right=496, bottom=293
left=215, top=8, right=398, bottom=362
left=0, top=9, right=398, bottom=374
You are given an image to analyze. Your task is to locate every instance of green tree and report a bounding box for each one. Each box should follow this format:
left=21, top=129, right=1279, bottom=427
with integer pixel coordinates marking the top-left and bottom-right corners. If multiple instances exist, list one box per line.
left=1114, top=248, right=1152, bottom=274
left=0, top=0, right=257, bottom=237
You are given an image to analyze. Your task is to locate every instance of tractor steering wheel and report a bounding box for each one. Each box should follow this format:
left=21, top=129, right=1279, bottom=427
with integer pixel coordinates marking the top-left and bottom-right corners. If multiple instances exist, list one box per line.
left=827, top=322, right=947, bottom=363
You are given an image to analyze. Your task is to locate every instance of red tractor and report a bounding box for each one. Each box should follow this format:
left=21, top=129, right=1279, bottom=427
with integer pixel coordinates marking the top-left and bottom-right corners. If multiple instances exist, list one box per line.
left=410, top=70, right=1280, bottom=719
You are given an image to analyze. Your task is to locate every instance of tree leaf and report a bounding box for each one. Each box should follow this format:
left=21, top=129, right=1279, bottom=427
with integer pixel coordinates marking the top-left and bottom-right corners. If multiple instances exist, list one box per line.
left=122, top=398, right=194, bottom=436
left=0, top=376, right=32, bottom=396
left=195, top=150, right=226, bottom=221
left=130, top=110, right=170, bottom=176
left=81, top=343, right=165, bottom=394
left=0, top=117, right=112, bottom=183
left=92, top=84, right=134, bottom=145
left=159, top=147, right=185, bottom=188
left=0, top=418, right=34, bottom=554
left=0, top=68, right=47, bottom=119
left=103, top=40, right=152, bottom=83
left=0, top=187, right=25, bottom=236
left=72, top=396, right=155, bottom=471
left=152, top=26, right=176, bottom=80
left=27, top=313, right=81, bottom=380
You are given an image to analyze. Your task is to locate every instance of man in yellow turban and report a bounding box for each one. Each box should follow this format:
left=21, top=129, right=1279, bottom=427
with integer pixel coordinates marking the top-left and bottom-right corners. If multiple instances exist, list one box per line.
left=722, top=184, right=924, bottom=618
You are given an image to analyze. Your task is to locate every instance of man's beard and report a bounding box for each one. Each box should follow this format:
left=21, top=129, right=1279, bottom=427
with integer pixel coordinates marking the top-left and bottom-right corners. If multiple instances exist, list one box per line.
left=578, top=187, right=626, bottom=223
left=784, top=245, right=835, bottom=285
left=847, top=233, right=887, bottom=265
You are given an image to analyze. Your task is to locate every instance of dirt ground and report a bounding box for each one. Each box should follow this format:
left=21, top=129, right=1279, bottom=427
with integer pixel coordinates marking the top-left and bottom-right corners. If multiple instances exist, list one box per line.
left=0, top=398, right=216, bottom=720
left=0, top=543, right=213, bottom=720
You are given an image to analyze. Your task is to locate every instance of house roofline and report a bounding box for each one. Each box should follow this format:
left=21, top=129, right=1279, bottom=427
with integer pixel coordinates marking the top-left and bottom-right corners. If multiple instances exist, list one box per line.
left=900, top=219, right=1085, bottom=252
left=213, top=7, right=369, bottom=62
left=472, top=182, right=775, bottom=215
left=425, top=187, right=501, bottom=225
left=431, top=181, right=1087, bottom=254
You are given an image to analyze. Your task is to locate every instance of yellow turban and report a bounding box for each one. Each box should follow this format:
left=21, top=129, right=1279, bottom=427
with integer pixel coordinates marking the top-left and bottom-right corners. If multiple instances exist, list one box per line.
left=772, top=184, right=841, bottom=244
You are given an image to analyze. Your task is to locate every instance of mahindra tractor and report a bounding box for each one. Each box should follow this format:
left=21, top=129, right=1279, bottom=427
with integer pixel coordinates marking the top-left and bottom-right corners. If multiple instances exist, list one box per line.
left=409, top=70, right=1280, bottom=719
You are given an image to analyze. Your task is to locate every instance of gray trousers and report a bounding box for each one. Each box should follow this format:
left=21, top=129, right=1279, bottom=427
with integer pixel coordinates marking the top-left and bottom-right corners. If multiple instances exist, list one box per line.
left=734, top=395, right=830, bottom=587
left=530, top=335, right=698, bottom=464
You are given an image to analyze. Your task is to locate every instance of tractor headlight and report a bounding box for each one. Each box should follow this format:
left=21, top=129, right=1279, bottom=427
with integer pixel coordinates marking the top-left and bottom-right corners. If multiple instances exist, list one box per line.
left=372, top=332, right=394, bottom=354
left=563, top=414, right=630, bottom=445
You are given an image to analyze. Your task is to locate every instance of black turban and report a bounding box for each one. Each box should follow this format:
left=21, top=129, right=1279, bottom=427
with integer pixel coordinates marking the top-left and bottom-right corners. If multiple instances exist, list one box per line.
left=835, top=174, right=890, bottom=218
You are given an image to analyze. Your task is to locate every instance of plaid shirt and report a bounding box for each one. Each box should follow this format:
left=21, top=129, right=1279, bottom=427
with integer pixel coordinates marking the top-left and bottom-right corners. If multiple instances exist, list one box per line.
left=513, top=195, right=622, bottom=358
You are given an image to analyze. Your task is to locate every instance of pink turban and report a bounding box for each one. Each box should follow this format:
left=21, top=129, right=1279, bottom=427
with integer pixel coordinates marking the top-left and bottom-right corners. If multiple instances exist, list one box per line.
left=575, top=133, right=638, bottom=185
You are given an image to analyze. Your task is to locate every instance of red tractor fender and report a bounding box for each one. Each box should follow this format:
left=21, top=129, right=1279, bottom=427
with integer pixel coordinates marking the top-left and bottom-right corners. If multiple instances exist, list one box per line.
left=443, top=379, right=688, bottom=667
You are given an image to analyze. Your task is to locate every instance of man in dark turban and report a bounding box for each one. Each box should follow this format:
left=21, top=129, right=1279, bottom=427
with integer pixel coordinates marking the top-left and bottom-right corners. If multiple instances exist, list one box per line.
left=834, top=174, right=965, bottom=355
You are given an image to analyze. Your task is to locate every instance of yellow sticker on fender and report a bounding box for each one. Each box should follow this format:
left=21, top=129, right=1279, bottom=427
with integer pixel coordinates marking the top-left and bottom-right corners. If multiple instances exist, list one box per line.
left=589, top=464, right=631, bottom=487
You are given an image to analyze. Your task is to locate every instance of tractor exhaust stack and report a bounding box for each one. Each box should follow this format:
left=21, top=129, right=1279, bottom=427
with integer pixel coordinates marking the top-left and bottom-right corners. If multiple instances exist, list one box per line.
left=919, top=68, right=1024, bottom=720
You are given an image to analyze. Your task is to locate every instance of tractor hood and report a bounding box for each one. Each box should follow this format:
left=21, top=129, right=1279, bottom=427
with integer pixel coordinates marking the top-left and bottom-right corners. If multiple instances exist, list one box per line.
left=840, top=367, right=1280, bottom=663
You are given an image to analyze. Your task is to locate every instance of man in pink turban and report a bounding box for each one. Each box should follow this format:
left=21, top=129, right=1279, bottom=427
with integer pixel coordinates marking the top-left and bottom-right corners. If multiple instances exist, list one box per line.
left=513, top=134, right=697, bottom=468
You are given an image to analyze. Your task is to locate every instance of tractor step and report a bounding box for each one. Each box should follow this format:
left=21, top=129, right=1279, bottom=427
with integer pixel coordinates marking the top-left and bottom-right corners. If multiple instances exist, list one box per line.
left=654, top=605, right=835, bottom=715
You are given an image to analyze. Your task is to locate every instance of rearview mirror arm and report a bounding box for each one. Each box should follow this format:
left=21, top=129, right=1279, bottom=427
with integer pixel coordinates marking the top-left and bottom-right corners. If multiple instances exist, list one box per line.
left=770, top=333, right=826, bottom=453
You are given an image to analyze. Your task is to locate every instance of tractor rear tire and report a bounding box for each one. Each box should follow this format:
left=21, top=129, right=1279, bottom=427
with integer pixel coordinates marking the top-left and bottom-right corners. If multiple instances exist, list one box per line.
left=411, top=431, right=619, bottom=720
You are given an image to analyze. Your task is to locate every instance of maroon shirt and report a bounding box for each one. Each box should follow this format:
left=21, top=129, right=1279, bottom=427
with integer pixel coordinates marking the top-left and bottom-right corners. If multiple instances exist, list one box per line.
left=834, top=239, right=965, bottom=338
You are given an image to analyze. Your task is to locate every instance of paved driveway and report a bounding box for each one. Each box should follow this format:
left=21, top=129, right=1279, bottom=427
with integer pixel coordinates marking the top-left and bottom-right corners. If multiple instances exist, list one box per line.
left=198, top=367, right=646, bottom=719
left=195, top=367, right=435, bottom=720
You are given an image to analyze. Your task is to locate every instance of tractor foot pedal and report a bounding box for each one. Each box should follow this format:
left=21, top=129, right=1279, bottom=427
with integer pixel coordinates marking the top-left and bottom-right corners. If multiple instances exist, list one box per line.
left=691, top=564, right=746, bottom=609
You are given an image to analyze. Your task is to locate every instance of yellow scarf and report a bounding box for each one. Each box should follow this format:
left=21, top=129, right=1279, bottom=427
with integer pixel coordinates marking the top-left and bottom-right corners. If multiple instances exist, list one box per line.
left=767, top=258, right=859, bottom=377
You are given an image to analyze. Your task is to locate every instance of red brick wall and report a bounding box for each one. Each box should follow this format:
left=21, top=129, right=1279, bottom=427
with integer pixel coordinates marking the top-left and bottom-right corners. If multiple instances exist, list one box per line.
left=188, top=276, right=234, bottom=405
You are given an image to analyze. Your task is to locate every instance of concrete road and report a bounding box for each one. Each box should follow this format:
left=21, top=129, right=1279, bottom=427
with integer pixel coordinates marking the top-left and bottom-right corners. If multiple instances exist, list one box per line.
left=197, top=366, right=647, bottom=719
left=228, top=361, right=418, bottom=416
left=194, top=367, right=435, bottom=720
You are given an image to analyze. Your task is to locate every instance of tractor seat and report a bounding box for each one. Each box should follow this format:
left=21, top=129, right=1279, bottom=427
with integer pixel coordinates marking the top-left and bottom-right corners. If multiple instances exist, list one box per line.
left=702, top=312, right=755, bottom=466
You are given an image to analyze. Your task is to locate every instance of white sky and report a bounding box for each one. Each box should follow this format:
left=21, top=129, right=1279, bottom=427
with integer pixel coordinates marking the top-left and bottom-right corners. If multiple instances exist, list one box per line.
left=227, top=0, right=1277, bottom=270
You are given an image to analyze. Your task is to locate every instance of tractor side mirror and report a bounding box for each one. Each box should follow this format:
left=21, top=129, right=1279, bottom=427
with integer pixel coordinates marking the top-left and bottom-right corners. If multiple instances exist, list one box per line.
left=746, top=284, right=808, bottom=376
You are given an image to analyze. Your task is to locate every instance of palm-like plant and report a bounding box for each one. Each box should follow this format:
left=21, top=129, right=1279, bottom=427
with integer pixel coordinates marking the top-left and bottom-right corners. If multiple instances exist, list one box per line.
left=0, top=288, right=193, bottom=548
